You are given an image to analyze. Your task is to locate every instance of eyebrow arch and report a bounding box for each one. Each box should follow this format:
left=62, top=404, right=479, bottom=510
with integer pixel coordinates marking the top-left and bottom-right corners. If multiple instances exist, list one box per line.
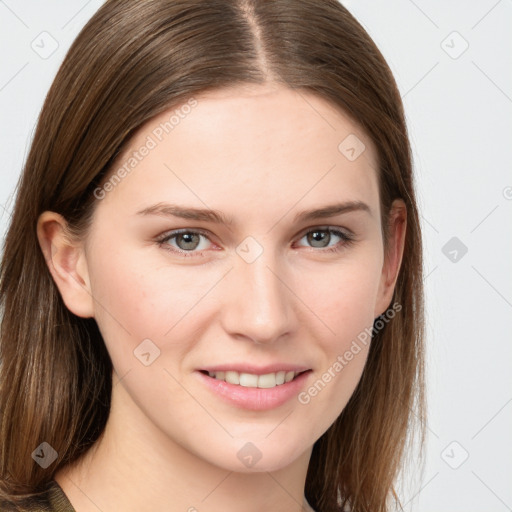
left=136, top=200, right=371, bottom=225
left=293, top=200, right=371, bottom=223
left=136, top=203, right=233, bottom=225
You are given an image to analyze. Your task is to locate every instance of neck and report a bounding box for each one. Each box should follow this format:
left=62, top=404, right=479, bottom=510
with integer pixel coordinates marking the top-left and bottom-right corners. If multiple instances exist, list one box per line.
left=55, top=377, right=313, bottom=512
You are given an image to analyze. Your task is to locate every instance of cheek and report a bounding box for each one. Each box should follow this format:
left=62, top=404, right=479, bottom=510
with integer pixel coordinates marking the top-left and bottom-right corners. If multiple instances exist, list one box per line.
left=86, top=248, right=218, bottom=367
left=296, top=254, right=382, bottom=408
left=300, top=254, right=383, bottom=344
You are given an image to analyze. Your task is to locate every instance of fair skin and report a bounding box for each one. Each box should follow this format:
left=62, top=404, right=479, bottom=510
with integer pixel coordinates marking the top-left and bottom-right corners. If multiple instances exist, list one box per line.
left=37, top=82, right=406, bottom=512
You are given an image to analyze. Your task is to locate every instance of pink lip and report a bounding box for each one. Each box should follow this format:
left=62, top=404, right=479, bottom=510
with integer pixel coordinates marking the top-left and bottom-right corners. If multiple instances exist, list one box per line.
left=195, top=369, right=312, bottom=411
left=199, top=364, right=310, bottom=375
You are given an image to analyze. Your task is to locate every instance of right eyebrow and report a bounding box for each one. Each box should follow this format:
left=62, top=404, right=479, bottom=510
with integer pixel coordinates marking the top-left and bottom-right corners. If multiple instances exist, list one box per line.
left=136, top=203, right=234, bottom=225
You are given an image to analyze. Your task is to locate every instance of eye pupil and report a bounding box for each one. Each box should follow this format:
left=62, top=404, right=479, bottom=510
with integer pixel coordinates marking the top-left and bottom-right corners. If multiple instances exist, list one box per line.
left=307, top=230, right=330, bottom=248
left=177, top=232, right=200, bottom=250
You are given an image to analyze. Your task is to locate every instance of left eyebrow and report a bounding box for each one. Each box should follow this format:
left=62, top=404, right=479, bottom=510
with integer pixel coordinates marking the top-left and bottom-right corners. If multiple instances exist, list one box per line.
left=135, top=200, right=371, bottom=226
left=293, top=200, right=372, bottom=223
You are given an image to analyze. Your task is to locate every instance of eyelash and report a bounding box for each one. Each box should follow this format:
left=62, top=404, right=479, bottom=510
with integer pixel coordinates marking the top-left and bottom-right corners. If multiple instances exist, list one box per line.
left=155, top=226, right=355, bottom=258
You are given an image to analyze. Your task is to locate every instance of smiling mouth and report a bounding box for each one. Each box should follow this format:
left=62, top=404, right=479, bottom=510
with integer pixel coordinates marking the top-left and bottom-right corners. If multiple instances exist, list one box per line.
left=199, top=369, right=310, bottom=389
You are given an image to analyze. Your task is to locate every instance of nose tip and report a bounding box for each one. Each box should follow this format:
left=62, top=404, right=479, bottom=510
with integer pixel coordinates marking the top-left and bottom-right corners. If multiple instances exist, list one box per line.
left=222, top=256, right=293, bottom=345
left=244, top=320, right=286, bottom=345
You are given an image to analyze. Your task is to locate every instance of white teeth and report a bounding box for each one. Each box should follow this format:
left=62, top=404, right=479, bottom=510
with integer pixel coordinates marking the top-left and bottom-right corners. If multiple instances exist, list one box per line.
left=285, top=371, right=295, bottom=383
left=239, top=373, right=259, bottom=387
left=206, top=370, right=302, bottom=388
left=257, top=373, right=278, bottom=388
left=225, top=371, right=240, bottom=385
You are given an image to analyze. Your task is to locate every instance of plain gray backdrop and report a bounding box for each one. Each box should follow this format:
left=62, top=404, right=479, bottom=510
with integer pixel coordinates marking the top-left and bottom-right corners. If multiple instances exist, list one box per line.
left=1, top=1, right=511, bottom=511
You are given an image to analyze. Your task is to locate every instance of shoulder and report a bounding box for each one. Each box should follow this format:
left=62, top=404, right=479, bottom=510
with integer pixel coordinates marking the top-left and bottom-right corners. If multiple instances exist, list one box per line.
left=0, top=481, right=75, bottom=512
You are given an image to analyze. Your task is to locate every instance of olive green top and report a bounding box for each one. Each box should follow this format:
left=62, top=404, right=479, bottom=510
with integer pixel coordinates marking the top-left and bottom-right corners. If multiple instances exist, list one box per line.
left=1, top=482, right=317, bottom=511
left=0, top=481, right=75, bottom=512
left=43, top=481, right=75, bottom=512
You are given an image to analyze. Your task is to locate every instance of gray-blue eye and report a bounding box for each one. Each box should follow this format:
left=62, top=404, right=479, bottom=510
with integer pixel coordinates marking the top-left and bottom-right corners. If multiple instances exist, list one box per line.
left=157, top=226, right=354, bottom=258
left=297, top=228, right=354, bottom=251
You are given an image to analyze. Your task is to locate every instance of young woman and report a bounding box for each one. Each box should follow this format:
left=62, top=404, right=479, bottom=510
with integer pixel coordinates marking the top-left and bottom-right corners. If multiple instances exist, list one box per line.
left=0, top=1, right=425, bottom=511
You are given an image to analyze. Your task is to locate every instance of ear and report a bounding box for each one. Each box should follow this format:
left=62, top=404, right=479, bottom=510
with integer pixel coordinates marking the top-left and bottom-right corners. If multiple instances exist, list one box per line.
left=374, top=199, right=407, bottom=318
left=36, top=211, right=95, bottom=318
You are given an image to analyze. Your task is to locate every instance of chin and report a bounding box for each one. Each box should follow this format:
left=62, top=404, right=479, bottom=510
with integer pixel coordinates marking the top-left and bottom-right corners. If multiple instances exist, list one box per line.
left=193, top=435, right=311, bottom=474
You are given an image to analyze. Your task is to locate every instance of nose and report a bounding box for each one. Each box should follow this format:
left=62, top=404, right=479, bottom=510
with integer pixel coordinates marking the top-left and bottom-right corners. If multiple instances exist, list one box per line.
left=220, top=247, right=294, bottom=345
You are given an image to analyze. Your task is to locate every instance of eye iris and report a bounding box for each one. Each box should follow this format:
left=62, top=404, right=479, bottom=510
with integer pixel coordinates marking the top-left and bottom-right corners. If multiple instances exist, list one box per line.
left=177, top=232, right=200, bottom=250
left=307, top=230, right=330, bottom=248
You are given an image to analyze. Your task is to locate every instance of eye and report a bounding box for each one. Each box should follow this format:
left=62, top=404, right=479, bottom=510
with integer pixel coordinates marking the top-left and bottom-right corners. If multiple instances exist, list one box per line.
left=156, top=226, right=355, bottom=258
left=295, top=227, right=355, bottom=253
left=156, top=229, right=213, bottom=257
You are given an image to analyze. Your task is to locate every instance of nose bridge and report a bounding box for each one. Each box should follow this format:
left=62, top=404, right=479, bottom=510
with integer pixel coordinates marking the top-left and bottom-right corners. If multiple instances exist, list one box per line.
left=222, top=242, right=292, bottom=344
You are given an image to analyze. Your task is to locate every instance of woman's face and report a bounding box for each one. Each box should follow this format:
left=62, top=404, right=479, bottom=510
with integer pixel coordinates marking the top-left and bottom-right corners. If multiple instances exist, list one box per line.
left=71, top=83, right=398, bottom=472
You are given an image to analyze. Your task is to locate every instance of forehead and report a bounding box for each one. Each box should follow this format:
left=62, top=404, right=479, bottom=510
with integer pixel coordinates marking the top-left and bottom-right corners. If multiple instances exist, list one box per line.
left=174, top=83, right=377, bottom=165
left=98, top=83, right=380, bottom=223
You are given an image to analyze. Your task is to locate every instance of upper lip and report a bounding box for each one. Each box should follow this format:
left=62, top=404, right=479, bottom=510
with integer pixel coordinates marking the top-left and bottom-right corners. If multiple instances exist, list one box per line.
left=198, top=364, right=311, bottom=375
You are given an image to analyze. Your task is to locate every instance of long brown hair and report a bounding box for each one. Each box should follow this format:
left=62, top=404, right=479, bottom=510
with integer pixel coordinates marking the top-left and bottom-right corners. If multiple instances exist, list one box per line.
left=0, top=1, right=425, bottom=510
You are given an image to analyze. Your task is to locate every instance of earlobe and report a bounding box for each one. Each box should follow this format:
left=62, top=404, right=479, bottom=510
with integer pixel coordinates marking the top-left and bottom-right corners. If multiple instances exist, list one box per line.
left=36, top=211, right=95, bottom=318
left=374, top=199, right=407, bottom=317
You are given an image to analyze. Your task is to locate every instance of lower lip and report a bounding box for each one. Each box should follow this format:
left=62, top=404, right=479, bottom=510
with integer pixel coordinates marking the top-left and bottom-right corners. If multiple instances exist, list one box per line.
left=196, top=371, right=311, bottom=411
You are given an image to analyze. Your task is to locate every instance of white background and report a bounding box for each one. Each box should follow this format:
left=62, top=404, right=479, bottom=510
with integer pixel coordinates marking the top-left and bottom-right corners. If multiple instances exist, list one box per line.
left=1, top=1, right=511, bottom=511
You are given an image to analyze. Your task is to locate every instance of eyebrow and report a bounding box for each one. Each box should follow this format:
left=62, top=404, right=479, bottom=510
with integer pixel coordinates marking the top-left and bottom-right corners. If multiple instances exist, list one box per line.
left=136, top=200, right=371, bottom=225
